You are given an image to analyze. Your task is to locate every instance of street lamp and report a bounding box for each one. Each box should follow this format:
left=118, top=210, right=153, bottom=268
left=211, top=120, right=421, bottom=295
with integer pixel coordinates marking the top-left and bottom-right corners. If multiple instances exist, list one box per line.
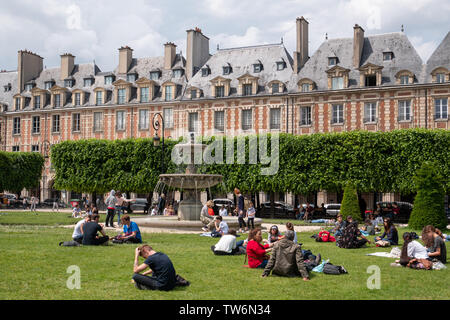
left=152, top=112, right=165, bottom=173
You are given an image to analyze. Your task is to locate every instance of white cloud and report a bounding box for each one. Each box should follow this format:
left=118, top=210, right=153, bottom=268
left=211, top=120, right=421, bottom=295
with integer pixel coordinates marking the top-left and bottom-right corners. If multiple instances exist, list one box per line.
left=212, top=27, right=266, bottom=49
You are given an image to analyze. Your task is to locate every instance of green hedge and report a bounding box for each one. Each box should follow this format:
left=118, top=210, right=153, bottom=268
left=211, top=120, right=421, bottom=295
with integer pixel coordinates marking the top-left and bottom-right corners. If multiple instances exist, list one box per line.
left=0, top=152, right=44, bottom=194
left=50, top=129, right=450, bottom=195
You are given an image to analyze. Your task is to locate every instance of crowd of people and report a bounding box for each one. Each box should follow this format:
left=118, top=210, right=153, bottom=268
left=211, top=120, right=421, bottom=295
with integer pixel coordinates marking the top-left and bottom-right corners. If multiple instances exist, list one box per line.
left=60, top=188, right=447, bottom=292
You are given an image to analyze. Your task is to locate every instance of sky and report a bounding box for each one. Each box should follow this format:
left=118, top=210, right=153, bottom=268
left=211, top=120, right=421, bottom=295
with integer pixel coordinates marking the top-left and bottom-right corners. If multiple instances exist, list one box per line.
left=0, top=0, right=449, bottom=72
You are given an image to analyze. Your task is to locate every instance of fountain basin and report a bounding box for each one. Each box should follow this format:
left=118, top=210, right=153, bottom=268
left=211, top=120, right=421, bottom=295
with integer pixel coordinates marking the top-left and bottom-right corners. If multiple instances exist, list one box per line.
left=159, top=174, right=223, bottom=189
left=133, top=215, right=263, bottom=232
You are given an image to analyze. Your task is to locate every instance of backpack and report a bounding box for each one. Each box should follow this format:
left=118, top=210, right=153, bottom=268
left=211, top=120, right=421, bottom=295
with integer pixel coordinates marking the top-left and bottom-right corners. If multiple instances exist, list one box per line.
left=323, top=263, right=348, bottom=275
left=59, top=240, right=80, bottom=247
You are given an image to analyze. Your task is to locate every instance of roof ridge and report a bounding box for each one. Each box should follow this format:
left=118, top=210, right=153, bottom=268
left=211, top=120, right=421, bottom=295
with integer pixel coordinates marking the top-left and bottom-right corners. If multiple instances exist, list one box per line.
left=217, top=42, right=283, bottom=51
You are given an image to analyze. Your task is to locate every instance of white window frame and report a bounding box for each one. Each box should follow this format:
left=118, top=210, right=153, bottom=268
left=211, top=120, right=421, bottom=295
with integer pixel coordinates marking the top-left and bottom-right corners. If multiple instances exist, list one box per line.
left=138, top=109, right=149, bottom=130
left=118, top=88, right=126, bottom=104
left=52, top=114, right=60, bottom=133
left=435, top=98, right=448, bottom=120
left=364, top=102, right=377, bottom=123
left=331, top=77, right=344, bottom=90
left=332, top=104, right=344, bottom=124
left=163, top=108, right=173, bottom=129
left=214, top=110, right=225, bottom=132
left=93, top=112, right=103, bottom=132
left=72, top=113, right=81, bottom=132
left=13, top=117, right=20, bottom=135
left=188, top=112, right=199, bottom=133
left=300, top=106, right=312, bottom=126
left=116, top=110, right=126, bottom=131
left=242, top=109, right=253, bottom=131
left=32, top=116, right=40, bottom=134
left=140, top=87, right=150, bottom=103
left=398, top=100, right=411, bottom=122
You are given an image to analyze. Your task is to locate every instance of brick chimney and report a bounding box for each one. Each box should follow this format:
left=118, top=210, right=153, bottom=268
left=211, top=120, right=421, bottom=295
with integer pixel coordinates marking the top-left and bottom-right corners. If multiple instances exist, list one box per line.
left=164, top=42, right=177, bottom=70
left=353, top=24, right=365, bottom=68
left=186, top=28, right=210, bottom=80
left=293, top=17, right=309, bottom=73
left=60, top=53, right=75, bottom=80
left=17, top=50, right=43, bottom=92
left=118, top=46, right=133, bottom=74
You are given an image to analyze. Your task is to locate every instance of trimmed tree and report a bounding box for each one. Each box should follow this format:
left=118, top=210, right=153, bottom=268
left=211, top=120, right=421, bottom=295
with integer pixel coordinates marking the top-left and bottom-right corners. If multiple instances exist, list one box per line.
left=340, top=183, right=362, bottom=222
left=408, top=162, right=447, bottom=230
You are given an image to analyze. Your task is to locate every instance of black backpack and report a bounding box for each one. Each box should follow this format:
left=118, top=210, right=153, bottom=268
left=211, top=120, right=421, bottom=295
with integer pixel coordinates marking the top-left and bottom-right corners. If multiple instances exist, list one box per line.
left=323, top=263, right=348, bottom=275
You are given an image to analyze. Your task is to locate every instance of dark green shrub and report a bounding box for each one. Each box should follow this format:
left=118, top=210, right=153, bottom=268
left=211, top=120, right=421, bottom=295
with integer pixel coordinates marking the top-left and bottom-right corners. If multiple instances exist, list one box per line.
left=340, top=184, right=362, bottom=222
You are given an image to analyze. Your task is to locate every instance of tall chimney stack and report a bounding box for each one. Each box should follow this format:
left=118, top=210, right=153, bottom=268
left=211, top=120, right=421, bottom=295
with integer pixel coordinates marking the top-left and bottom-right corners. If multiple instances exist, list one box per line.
left=186, top=28, right=210, bottom=80
left=118, top=46, right=133, bottom=74
left=293, top=17, right=309, bottom=73
left=60, top=53, right=75, bottom=80
left=353, top=24, right=365, bottom=68
left=164, top=42, right=177, bottom=70
left=17, top=50, right=43, bottom=92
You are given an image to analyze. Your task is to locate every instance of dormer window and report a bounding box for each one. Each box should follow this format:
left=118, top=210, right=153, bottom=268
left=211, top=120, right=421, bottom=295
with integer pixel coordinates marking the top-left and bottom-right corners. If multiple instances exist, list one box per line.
left=302, top=83, right=310, bottom=92
left=150, top=71, right=160, bottom=80
left=127, top=73, right=137, bottom=83
left=436, top=73, right=445, bottom=83
left=328, top=57, right=338, bottom=66
left=45, top=81, right=55, bottom=90
left=191, top=89, right=197, bottom=99
left=64, top=79, right=74, bottom=88
left=104, top=75, right=115, bottom=85
left=201, top=66, right=211, bottom=77
left=400, top=75, right=409, bottom=85
left=276, top=60, right=286, bottom=71
left=173, top=69, right=184, bottom=78
left=272, top=82, right=280, bottom=94
left=3, top=83, right=12, bottom=92
left=84, top=78, right=94, bottom=87
left=253, top=61, right=263, bottom=73
left=15, top=97, right=21, bottom=110
left=223, top=64, right=232, bottom=75
left=383, top=52, right=393, bottom=61
left=25, top=83, right=34, bottom=92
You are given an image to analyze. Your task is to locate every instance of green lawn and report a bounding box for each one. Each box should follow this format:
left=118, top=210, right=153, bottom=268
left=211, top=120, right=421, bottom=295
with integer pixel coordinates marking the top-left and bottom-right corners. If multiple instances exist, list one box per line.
left=0, top=212, right=448, bottom=300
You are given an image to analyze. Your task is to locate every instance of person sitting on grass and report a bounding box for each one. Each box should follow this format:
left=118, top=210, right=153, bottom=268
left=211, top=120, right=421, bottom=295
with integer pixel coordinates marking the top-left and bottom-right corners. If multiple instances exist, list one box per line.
left=211, top=229, right=245, bottom=255
left=337, top=221, right=371, bottom=249
left=72, top=204, right=81, bottom=218
left=422, top=225, right=447, bottom=264
left=285, top=222, right=298, bottom=244
left=399, top=232, right=430, bottom=267
left=132, top=244, right=177, bottom=291
left=246, top=228, right=273, bottom=269
left=72, top=215, right=91, bottom=244
left=330, top=214, right=345, bottom=238
left=360, top=218, right=376, bottom=236
left=267, top=225, right=284, bottom=244
left=374, top=217, right=398, bottom=245
left=261, top=230, right=311, bottom=281
left=112, top=214, right=142, bottom=244
left=81, top=214, right=109, bottom=246
left=211, top=215, right=229, bottom=238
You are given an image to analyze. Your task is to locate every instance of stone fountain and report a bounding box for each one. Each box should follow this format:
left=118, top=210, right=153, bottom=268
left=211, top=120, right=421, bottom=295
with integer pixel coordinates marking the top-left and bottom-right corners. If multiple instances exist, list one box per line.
left=133, top=134, right=262, bottom=232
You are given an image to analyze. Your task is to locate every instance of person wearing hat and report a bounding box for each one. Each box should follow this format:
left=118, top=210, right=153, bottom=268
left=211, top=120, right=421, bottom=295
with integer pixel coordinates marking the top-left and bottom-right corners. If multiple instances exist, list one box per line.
left=262, top=230, right=315, bottom=281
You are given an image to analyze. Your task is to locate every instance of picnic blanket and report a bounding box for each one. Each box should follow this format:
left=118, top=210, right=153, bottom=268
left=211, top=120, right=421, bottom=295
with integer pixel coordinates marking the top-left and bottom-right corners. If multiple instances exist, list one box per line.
left=366, top=247, right=401, bottom=258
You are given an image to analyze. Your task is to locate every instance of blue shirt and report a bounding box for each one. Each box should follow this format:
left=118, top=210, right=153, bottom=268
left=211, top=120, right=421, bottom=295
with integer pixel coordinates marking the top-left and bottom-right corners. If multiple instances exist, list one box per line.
left=124, top=221, right=142, bottom=243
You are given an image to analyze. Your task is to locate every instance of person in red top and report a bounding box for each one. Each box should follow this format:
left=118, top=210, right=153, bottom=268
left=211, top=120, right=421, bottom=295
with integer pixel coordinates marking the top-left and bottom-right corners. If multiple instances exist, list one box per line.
left=246, top=228, right=273, bottom=269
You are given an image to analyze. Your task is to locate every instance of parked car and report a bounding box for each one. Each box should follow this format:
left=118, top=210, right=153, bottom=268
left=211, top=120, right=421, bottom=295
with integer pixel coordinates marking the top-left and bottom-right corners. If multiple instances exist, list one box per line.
left=324, top=203, right=341, bottom=216
left=212, top=198, right=235, bottom=215
left=258, top=201, right=296, bottom=218
left=376, top=201, right=413, bottom=222
left=40, top=198, right=67, bottom=208
left=129, top=198, right=149, bottom=214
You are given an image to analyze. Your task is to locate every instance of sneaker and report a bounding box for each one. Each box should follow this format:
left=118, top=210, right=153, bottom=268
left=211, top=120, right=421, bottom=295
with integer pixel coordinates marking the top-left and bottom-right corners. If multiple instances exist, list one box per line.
left=314, top=253, right=322, bottom=265
left=202, top=227, right=208, bottom=232
left=59, top=242, right=63, bottom=246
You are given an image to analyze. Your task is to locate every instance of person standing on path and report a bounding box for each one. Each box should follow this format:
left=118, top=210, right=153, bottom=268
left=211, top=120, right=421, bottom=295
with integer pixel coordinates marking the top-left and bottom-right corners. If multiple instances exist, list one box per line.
left=235, top=188, right=247, bottom=233
left=105, top=190, right=117, bottom=228
left=30, top=196, right=37, bottom=212
left=52, top=196, right=59, bottom=212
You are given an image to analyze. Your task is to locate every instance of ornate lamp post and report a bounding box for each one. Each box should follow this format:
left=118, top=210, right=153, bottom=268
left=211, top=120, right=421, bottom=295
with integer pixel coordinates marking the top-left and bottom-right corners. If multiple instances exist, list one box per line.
left=152, top=113, right=165, bottom=173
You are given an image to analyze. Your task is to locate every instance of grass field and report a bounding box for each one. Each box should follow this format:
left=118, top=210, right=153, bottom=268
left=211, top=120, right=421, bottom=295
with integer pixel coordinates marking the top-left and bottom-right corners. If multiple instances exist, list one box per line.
left=0, top=211, right=448, bottom=300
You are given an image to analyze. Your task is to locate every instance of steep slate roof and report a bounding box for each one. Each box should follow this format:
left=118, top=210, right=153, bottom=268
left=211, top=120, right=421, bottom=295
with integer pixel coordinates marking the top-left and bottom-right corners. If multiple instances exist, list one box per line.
left=425, top=31, right=450, bottom=82
left=186, top=43, right=293, bottom=100
left=289, top=32, right=424, bottom=91
left=0, top=71, right=18, bottom=109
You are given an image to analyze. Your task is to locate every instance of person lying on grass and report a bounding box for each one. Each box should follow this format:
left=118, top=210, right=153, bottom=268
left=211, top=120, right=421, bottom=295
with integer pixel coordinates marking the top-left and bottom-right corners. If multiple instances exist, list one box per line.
left=132, top=244, right=177, bottom=291
left=262, top=230, right=314, bottom=281
left=111, top=214, right=142, bottom=244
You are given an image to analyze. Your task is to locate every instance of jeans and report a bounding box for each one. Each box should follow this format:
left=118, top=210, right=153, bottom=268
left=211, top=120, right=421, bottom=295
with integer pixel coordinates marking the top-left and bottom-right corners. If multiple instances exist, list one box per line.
left=106, top=208, right=115, bottom=227
left=132, top=273, right=174, bottom=291
left=247, top=218, right=255, bottom=229
left=238, top=217, right=246, bottom=229
left=256, top=260, right=268, bottom=269
left=374, top=237, right=396, bottom=245
left=115, top=206, right=124, bottom=225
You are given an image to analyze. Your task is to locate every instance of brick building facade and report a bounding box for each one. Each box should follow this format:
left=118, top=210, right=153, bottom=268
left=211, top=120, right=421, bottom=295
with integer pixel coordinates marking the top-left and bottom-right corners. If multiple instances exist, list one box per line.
left=0, top=18, right=449, bottom=208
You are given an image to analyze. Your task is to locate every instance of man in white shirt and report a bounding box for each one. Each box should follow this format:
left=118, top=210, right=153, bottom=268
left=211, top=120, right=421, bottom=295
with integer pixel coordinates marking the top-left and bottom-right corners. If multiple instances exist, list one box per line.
left=211, top=229, right=243, bottom=255
left=72, top=215, right=91, bottom=244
